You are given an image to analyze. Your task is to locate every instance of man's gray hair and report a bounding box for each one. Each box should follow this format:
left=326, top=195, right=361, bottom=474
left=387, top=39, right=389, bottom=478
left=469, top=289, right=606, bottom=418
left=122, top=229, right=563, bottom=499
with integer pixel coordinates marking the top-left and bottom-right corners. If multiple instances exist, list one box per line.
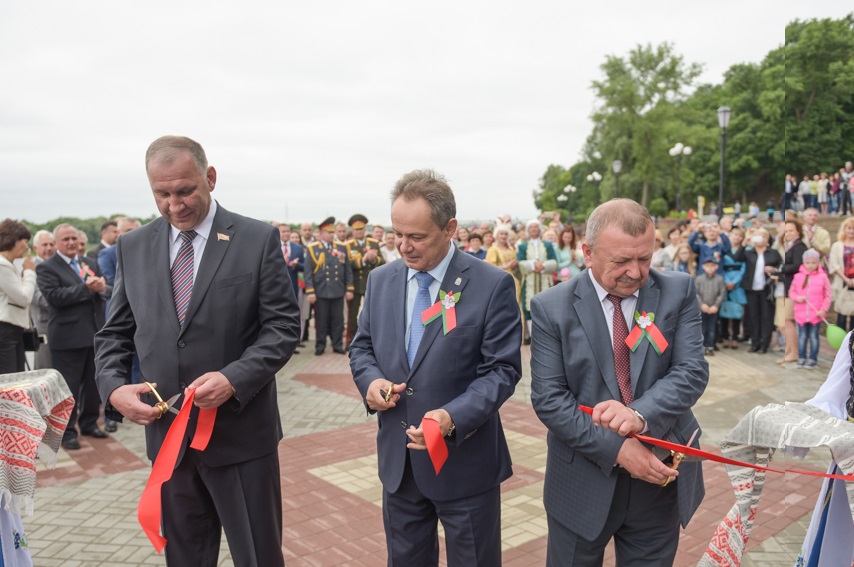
left=117, top=217, right=140, bottom=231
left=33, top=229, right=54, bottom=246
left=145, top=135, right=208, bottom=175
left=390, top=169, right=456, bottom=229
left=52, top=223, right=76, bottom=240
left=585, top=199, right=653, bottom=249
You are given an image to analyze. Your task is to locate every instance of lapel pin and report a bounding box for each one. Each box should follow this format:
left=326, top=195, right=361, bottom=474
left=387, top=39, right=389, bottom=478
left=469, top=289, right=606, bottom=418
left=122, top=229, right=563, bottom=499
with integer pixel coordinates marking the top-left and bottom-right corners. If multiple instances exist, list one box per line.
left=217, top=233, right=230, bottom=241
left=454, top=277, right=461, bottom=286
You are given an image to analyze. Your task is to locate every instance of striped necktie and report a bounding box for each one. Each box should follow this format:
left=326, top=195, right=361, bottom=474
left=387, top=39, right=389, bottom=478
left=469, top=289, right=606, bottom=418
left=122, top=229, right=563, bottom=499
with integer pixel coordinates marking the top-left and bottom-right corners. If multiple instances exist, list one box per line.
left=171, top=230, right=198, bottom=326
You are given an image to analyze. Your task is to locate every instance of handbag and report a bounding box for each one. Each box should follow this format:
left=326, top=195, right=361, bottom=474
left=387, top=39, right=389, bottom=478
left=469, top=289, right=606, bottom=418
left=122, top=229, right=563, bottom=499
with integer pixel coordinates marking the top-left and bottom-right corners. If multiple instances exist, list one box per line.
left=720, top=300, right=743, bottom=320
left=21, top=312, right=43, bottom=352
left=21, top=328, right=41, bottom=352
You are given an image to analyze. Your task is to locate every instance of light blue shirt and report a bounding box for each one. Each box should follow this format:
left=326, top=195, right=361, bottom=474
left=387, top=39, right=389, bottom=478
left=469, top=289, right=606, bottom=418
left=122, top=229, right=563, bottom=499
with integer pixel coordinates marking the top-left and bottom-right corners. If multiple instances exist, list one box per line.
left=404, top=242, right=456, bottom=349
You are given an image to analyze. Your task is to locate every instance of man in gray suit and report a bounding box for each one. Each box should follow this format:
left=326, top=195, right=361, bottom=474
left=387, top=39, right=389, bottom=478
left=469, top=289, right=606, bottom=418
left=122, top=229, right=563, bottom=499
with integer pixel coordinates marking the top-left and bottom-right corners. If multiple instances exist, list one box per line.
left=530, top=199, right=708, bottom=566
left=95, top=136, right=300, bottom=566
left=30, top=230, right=55, bottom=369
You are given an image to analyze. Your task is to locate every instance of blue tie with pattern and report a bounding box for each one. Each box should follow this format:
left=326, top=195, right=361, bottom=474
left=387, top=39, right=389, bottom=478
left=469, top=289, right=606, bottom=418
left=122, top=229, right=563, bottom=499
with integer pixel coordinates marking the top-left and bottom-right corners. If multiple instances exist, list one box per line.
left=407, top=271, right=434, bottom=367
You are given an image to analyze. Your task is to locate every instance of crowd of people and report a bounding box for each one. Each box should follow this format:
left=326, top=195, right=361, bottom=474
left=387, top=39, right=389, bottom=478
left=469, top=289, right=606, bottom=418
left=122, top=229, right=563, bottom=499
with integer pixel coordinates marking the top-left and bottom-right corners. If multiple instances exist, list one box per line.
left=1, top=137, right=853, bottom=565
left=1, top=205, right=849, bottom=442
left=783, top=161, right=854, bottom=215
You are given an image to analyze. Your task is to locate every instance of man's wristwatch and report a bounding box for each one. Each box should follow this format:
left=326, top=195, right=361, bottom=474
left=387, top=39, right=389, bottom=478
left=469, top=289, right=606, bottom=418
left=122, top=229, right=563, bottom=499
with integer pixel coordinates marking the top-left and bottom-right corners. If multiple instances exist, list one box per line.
left=631, top=409, right=646, bottom=431
left=445, top=422, right=456, bottom=438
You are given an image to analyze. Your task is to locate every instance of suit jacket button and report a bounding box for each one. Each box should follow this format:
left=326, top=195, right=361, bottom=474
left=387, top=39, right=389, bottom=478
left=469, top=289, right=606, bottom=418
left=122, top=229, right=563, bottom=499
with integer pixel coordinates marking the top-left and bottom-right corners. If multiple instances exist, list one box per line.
left=400, top=421, right=407, bottom=429
left=405, top=388, right=413, bottom=396
left=177, top=340, right=186, bottom=348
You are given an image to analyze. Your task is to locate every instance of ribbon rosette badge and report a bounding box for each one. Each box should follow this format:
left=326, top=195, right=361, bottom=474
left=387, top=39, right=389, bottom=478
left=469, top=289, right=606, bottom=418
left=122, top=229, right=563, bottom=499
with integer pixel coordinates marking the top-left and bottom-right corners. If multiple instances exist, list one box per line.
left=421, top=290, right=461, bottom=334
left=625, top=310, right=669, bottom=355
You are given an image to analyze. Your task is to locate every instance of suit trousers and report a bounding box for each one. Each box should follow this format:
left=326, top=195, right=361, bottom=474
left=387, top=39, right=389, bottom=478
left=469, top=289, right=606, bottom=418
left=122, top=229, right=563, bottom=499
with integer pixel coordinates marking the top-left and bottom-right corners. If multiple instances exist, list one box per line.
left=347, top=293, right=364, bottom=344
left=314, top=296, right=344, bottom=352
left=383, top=454, right=501, bottom=567
left=546, top=472, right=679, bottom=567
left=51, top=347, right=100, bottom=439
left=161, top=448, right=284, bottom=567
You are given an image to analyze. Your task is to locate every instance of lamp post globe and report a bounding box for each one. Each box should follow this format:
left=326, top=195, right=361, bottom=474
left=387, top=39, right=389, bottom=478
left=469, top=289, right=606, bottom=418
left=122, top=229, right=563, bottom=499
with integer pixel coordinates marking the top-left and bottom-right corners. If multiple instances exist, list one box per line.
left=717, top=106, right=732, bottom=220
left=669, top=143, right=692, bottom=212
left=612, top=160, right=622, bottom=198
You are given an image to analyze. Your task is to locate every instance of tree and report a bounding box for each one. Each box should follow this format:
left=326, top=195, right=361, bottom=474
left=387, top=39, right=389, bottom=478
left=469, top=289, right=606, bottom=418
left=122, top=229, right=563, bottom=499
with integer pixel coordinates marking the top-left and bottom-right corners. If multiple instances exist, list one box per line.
left=590, top=43, right=703, bottom=207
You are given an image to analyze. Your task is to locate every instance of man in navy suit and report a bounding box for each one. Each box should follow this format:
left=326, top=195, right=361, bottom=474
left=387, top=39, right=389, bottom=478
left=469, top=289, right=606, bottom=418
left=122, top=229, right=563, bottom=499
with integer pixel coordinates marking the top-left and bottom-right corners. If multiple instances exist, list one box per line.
left=350, top=169, right=521, bottom=566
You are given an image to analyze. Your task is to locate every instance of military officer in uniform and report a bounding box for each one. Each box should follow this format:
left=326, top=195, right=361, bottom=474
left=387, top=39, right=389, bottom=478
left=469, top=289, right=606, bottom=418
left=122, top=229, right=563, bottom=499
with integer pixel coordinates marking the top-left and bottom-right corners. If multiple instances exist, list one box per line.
left=345, top=214, right=384, bottom=345
left=305, top=217, right=354, bottom=355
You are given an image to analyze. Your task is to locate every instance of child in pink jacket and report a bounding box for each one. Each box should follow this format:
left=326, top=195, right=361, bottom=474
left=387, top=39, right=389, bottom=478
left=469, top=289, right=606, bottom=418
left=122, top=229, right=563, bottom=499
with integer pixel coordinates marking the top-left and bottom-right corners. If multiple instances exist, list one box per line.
left=789, top=249, right=832, bottom=367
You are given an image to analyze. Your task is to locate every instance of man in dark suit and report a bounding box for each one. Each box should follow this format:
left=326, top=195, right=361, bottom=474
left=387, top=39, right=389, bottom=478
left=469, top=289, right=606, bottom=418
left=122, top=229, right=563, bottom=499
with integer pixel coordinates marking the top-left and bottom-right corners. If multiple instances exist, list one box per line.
left=530, top=199, right=709, bottom=566
left=276, top=223, right=304, bottom=308
left=37, top=223, right=110, bottom=450
left=86, top=220, right=117, bottom=261
left=94, top=135, right=300, bottom=567
left=350, top=169, right=521, bottom=566
left=345, top=213, right=384, bottom=345
left=305, top=217, right=353, bottom=355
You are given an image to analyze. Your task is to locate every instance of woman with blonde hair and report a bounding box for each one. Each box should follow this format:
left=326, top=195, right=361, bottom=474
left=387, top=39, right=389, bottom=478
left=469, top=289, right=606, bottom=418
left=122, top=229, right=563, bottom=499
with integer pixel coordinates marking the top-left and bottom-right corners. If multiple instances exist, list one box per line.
left=486, top=224, right=524, bottom=336
left=828, top=217, right=854, bottom=330
left=672, top=244, right=695, bottom=275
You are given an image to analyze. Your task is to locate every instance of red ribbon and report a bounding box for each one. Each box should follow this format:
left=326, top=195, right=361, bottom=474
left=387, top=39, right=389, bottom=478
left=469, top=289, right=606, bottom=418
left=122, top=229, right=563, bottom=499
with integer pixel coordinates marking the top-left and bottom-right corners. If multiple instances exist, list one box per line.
left=578, top=405, right=854, bottom=482
left=422, top=417, right=448, bottom=475
left=138, top=388, right=217, bottom=553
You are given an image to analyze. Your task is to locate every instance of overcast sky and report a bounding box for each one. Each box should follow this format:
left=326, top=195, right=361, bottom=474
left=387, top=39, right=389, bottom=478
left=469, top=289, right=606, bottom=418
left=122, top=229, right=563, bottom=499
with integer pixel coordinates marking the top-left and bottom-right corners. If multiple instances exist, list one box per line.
left=1, top=1, right=849, bottom=227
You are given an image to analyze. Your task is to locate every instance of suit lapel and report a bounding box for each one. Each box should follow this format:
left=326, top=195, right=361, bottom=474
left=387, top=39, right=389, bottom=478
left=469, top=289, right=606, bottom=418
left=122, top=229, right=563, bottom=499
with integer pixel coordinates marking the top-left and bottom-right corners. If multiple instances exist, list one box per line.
left=409, top=249, right=470, bottom=376
left=573, top=274, right=621, bottom=401
left=151, top=219, right=181, bottom=335
left=181, top=205, right=234, bottom=336
left=388, top=261, right=408, bottom=370
left=630, top=279, right=660, bottom=390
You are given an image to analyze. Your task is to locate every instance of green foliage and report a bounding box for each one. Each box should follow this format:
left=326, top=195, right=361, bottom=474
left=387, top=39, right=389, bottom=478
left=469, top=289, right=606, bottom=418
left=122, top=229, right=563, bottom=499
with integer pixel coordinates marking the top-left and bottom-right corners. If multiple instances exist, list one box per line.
left=648, top=198, right=669, bottom=218
left=535, top=14, right=854, bottom=215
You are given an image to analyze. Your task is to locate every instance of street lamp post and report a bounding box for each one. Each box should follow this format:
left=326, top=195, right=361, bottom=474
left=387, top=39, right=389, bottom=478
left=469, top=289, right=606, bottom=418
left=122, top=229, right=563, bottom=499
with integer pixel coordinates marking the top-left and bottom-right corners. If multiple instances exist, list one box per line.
left=717, top=106, right=732, bottom=220
left=612, top=160, right=622, bottom=198
left=668, top=143, right=692, bottom=212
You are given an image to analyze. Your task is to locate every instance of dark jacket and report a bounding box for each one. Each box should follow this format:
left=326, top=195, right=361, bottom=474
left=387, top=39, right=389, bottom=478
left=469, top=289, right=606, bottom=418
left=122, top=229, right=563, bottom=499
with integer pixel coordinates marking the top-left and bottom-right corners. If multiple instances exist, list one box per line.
left=780, top=240, right=807, bottom=295
left=734, top=246, right=783, bottom=294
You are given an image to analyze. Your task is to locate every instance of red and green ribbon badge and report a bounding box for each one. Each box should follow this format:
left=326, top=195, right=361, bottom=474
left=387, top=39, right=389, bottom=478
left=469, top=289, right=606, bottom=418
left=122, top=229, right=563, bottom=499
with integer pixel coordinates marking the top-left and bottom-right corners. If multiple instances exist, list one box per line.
left=625, top=311, right=669, bottom=355
left=421, top=290, right=460, bottom=334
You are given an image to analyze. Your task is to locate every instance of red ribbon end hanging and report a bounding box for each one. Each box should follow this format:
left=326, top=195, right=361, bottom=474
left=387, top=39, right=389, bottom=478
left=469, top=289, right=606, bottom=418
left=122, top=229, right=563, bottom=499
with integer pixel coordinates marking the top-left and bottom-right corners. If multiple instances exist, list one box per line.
left=422, top=417, right=448, bottom=475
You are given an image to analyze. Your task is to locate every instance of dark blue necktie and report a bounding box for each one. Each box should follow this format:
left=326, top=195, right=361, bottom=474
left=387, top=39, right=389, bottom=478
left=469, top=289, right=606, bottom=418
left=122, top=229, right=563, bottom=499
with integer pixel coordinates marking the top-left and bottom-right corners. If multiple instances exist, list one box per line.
left=407, top=271, right=434, bottom=367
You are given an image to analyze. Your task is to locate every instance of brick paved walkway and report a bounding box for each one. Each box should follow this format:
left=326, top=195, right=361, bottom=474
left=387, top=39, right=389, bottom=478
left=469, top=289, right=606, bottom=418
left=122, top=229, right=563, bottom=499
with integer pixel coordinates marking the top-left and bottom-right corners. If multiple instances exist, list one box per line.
left=25, top=336, right=836, bottom=566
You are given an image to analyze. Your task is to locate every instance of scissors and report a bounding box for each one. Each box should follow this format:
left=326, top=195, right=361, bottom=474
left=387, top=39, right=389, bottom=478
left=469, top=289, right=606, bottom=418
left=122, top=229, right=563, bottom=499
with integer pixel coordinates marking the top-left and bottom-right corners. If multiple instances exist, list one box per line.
left=660, top=428, right=700, bottom=487
left=144, top=382, right=182, bottom=419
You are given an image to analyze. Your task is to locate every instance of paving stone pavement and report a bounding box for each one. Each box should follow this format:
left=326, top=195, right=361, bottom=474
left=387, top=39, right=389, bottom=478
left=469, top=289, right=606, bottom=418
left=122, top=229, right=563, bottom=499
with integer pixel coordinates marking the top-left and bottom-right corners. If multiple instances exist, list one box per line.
left=25, top=335, right=840, bottom=566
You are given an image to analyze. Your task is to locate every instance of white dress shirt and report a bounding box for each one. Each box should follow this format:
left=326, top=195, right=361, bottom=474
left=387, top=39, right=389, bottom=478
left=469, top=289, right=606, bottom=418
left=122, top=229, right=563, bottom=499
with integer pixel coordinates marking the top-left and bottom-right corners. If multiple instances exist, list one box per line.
left=168, top=200, right=217, bottom=282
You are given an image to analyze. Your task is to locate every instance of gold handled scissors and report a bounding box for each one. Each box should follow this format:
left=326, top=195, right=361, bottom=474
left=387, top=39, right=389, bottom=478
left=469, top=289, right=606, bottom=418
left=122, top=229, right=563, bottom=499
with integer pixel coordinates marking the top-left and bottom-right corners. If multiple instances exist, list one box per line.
left=661, top=428, right=699, bottom=487
left=144, top=382, right=182, bottom=419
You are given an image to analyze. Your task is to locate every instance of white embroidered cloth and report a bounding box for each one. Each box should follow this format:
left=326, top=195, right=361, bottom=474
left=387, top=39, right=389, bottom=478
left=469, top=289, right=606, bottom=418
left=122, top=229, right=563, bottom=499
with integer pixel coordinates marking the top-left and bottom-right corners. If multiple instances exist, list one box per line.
left=698, top=403, right=854, bottom=566
left=0, top=370, right=74, bottom=515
